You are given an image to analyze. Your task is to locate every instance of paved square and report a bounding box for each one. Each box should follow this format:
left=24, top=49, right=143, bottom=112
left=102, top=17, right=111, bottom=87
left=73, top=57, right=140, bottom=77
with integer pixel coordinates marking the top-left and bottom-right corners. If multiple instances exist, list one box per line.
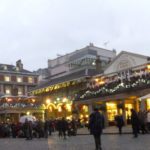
left=48, top=134, right=150, bottom=150
left=0, top=138, right=49, bottom=150
left=0, top=132, right=150, bottom=150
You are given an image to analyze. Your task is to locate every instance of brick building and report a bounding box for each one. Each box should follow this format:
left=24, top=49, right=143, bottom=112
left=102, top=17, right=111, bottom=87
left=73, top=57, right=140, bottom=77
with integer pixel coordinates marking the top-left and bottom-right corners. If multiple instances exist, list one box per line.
left=0, top=60, right=40, bottom=122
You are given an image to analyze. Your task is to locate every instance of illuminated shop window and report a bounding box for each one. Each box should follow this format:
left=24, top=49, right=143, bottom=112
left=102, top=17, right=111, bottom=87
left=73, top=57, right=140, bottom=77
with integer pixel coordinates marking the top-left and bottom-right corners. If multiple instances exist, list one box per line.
left=66, top=104, right=72, bottom=112
left=125, top=103, right=133, bottom=118
left=106, top=102, right=117, bottom=121
left=4, top=76, right=11, bottom=82
left=82, top=105, right=88, bottom=113
left=28, top=77, right=33, bottom=83
left=17, top=77, right=22, bottom=82
left=5, top=87, right=11, bottom=95
left=147, top=99, right=150, bottom=110
left=58, top=106, right=62, bottom=112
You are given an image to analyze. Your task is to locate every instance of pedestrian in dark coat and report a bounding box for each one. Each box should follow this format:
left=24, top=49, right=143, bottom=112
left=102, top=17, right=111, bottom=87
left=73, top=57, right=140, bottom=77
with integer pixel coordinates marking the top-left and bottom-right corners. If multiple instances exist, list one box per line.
left=24, top=119, right=33, bottom=140
left=57, top=119, right=63, bottom=138
left=89, top=108, right=103, bottom=150
left=131, top=109, right=139, bottom=138
left=115, top=115, right=124, bottom=134
left=44, top=120, right=49, bottom=138
left=138, top=110, right=147, bottom=134
left=60, top=117, right=68, bottom=139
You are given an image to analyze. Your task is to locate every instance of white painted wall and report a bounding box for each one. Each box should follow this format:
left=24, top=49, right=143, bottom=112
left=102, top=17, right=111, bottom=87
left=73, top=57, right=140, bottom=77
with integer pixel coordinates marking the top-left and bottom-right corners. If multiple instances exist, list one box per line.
left=47, top=45, right=116, bottom=78
left=104, top=52, right=148, bottom=74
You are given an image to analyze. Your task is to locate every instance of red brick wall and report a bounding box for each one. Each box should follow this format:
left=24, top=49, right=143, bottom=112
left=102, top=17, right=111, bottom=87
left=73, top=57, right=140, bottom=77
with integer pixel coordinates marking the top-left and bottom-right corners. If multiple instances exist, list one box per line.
left=11, top=76, right=16, bottom=82
left=34, top=77, right=38, bottom=83
left=23, top=76, right=28, bottom=82
left=0, top=75, right=4, bottom=81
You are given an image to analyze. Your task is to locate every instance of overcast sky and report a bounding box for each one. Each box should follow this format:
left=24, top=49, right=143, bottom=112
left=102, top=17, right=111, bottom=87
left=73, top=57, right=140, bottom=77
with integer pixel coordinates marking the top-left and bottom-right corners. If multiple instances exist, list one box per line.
left=0, top=0, right=150, bottom=71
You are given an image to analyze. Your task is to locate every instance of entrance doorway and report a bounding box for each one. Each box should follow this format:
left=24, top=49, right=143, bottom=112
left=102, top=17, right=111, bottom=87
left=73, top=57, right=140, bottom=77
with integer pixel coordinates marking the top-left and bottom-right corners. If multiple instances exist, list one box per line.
left=106, top=102, right=118, bottom=125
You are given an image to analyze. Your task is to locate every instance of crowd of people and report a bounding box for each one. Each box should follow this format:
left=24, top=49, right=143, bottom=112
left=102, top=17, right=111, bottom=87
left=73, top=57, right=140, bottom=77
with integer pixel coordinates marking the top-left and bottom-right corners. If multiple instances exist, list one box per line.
left=114, top=109, right=150, bottom=137
left=89, top=108, right=150, bottom=150
left=0, top=108, right=150, bottom=150
left=0, top=118, right=78, bottom=139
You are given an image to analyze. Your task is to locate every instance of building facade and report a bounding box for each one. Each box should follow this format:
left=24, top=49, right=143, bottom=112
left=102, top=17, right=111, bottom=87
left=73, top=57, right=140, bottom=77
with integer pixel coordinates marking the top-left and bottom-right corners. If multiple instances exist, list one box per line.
left=31, top=44, right=116, bottom=121
left=74, top=51, right=150, bottom=126
left=0, top=60, right=40, bottom=122
left=45, top=43, right=116, bottom=80
left=34, top=50, right=150, bottom=126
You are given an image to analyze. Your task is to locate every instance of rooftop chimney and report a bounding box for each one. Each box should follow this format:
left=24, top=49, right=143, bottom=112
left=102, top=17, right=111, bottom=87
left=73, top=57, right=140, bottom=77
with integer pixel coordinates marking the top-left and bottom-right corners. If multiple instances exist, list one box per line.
left=16, top=59, right=23, bottom=70
left=95, top=55, right=102, bottom=73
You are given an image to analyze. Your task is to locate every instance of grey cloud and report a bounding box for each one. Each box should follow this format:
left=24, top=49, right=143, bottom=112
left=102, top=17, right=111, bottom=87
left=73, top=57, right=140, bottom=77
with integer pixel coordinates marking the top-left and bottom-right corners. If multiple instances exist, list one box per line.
left=0, top=0, right=150, bottom=70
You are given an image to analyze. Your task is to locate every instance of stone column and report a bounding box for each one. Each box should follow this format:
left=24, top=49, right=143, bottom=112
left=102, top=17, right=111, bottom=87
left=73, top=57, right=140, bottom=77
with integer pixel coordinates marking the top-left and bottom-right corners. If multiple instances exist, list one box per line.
left=134, top=99, right=139, bottom=112
left=122, top=101, right=127, bottom=125
left=103, top=102, right=108, bottom=127
left=140, top=99, right=146, bottom=111
left=88, top=104, right=93, bottom=115
left=24, top=85, right=28, bottom=96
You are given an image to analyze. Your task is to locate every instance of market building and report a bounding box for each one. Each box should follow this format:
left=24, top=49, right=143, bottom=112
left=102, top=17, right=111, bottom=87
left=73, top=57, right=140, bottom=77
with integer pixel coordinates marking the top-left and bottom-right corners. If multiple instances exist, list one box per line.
left=74, top=51, right=150, bottom=126
left=31, top=44, right=116, bottom=121
left=0, top=60, right=40, bottom=122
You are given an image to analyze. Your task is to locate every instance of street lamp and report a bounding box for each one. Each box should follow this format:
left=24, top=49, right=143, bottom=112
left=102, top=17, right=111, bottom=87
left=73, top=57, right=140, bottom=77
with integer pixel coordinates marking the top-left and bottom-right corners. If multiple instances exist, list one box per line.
left=45, top=99, right=51, bottom=120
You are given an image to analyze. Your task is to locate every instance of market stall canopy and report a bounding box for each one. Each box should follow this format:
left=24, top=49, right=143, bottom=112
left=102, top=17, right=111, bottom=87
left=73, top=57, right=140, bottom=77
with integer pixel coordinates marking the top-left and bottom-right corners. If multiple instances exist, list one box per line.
left=140, top=93, right=150, bottom=100
left=19, top=115, right=36, bottom=123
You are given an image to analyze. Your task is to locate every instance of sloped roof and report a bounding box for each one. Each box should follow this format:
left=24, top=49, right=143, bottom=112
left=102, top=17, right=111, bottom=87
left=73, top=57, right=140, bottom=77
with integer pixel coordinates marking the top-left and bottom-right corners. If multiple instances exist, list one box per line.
left=32, top=69, right=100, bottom=90
left=0, top=64, right=34, bottom=74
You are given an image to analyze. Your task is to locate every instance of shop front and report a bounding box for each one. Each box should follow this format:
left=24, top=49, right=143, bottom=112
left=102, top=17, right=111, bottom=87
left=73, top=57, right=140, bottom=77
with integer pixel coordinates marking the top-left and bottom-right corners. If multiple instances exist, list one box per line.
left=77, top=97, right=140, bottom=126
left=43, top=98, right=73, bottom=120
left=140, top=94, right=150, bottom=111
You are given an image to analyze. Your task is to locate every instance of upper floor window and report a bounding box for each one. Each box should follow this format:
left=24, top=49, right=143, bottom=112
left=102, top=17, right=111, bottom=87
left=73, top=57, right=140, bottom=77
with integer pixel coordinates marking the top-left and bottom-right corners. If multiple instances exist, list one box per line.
left=28, top=77, right=34, bottom=83
left=17, top=77, right=22, bottom=82
left=3, top=65, right=7, bottom=70
left=18, top=87, right=23, bottom=95
left=4, top=76, right=11, bottom=82
left=5, top=86, right=11, bottom=95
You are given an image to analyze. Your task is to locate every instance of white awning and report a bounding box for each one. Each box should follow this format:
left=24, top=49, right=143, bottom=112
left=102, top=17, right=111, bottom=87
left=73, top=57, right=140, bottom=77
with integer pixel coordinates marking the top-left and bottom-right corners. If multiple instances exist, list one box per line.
left=140, top=93, right=150, bottom=100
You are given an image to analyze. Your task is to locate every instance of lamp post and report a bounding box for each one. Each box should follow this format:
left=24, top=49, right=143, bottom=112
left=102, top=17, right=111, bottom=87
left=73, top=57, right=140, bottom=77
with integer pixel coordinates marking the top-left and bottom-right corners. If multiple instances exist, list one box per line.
left=44, top=99, right=51, bottom=120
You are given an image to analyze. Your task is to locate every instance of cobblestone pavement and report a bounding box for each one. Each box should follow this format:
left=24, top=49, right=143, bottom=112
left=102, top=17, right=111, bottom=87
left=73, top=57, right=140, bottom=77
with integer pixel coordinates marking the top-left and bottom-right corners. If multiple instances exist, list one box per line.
left=0, top=138, right=49, bottom=150
left=0, top=128, right=149, bottom=150
left=77, top=126, right=132, bottom=135
left=48, top=133, right=150, bottom=150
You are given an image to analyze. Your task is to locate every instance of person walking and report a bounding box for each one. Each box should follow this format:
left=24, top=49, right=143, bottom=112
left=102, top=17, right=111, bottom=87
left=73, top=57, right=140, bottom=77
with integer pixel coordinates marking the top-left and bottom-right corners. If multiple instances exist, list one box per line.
left=44, top=120, right=49, bottom=138
left=147, top=110, right=150, bottom=132
left=89, top=107, right=104, bottom=150
left=24, top=119, right=33, bottom=140
left=61, top=117, right=68, bottom=140
left=115, top=115, right=124, bottom=134
left=138, top=110, right=147, bottom=134
left=131, top=109, right=139, bottom=138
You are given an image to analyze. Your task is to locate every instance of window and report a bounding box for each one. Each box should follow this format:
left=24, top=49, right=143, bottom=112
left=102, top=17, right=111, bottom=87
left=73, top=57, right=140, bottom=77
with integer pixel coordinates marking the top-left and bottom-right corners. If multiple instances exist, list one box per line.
left=4, top=76, right=11, bottom=82
left=106, top=102, right=118, bottom=121
left=18, top=87, right=23, bottom=95
left=16, top=67, right=19, bottom=71
left=28, top=77, right=34, bottom=83
left=17, top=77, right=22, bottom=82
left=5, top=86, right=11, bottom=95
left=4, top=65, right=7, bottom=70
